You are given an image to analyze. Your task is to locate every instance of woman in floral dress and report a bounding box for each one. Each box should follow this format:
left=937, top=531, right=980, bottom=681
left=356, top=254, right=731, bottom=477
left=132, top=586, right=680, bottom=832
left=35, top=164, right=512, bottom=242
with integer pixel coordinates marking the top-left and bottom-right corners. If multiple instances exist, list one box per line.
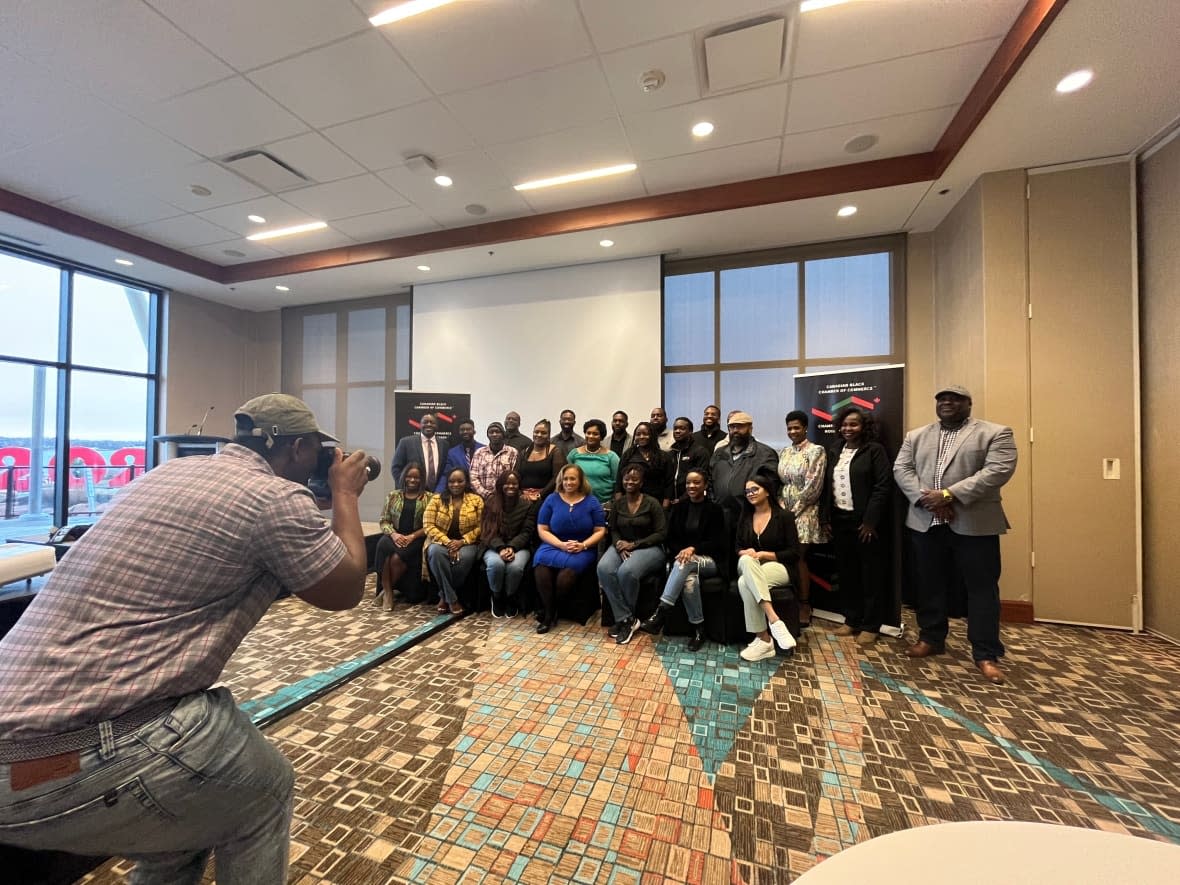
left=777, top=410, right=829, bottom=625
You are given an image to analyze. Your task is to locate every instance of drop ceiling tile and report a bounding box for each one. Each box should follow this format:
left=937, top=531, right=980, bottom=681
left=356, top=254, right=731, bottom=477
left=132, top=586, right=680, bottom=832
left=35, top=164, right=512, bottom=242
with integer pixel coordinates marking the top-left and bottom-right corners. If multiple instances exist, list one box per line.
left=331, top=206, right=441, bottom=242
left=367, top=0, right=595, bottom=94
left=786, top=40, right=999, bottom=134
left=599, top=34, right=703, bottom=114
left=376, top=151, right=514, bottom=210
left=640, top=138, right=781, bottom=195
left=185, top=238, right=282, bottom=264
left=0, top=116, right=203, bottom=203
left=486, top=119, right=635, bottom=184
left=793, top=0, right=1025, bottom=78
left=579, top=0, right=784, bottom=53
left=281, top=174, right=408, bottom=220
left=249, top=31, right=429, bottom=129
left=516, top=173, right=646, bottom=213
left=323, top=101, right=475, bottom=172
left=441, top=58, right=617, bottom=146
left=0, top=0, right=231, bottom=109
left=0, top=45, right=116, bottom=156
left=623, top=83, right=788, bottom=161
left=56, top=189, right=183, bottom=228
left=779, top=105, right=956, bottom=173
left=196, top=195, right=320, bottom=237
left=145, top=0, right=370, bottom=70
left=126, top=214, right=239, bottom=249
left=425, top=188, right=536, bottom=227
left=260, top=227, right=356, bottom=255
left=142, top=77, right=309, bottom=157
left=262, top=132, right=365, bottom=184
left=141, top=161, right=268, bottom=212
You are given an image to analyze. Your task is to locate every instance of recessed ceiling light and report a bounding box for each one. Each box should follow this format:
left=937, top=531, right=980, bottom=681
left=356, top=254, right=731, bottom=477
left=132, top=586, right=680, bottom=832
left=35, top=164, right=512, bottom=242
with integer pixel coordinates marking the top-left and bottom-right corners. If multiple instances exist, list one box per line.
left=433, top=174, right=453, bottom=187
left=800, top=0, right=851, bottom=11
left=247, top=214, right=266, bottom=224
left=1055, top=69, right=1093, bottom=94
left=837, top=205, right=858, bottom=218
left=275, top=285, right=290, bottom=292
left=417, top=265, right=431, bottom=271
left=599, top=239, right=614, bottom=248
left=114, top=258, right=134, bottom=266
left=246, top=221, right=328, bottom=241
left=370, top=0, right=457, bottom=27
left=514, top=163, right=638, bottom=191
left=691, top=121, right=714, bottom=138
left=189, top=184, right=212, bottom=197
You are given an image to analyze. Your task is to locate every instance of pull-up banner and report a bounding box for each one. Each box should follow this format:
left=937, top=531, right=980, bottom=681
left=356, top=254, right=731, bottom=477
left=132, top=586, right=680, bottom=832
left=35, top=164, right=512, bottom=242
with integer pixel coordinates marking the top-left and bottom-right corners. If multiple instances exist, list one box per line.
left=793, top=365, right=905, bottom=631
left=393, top=391, right=471, bottom=452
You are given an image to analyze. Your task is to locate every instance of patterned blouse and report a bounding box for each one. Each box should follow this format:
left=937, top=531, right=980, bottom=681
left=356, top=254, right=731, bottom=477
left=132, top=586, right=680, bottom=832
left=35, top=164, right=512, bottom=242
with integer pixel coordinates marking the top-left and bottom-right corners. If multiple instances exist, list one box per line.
left=777, top=439, right=830, bottom=544
left=378, top=489, right=433, bottom=535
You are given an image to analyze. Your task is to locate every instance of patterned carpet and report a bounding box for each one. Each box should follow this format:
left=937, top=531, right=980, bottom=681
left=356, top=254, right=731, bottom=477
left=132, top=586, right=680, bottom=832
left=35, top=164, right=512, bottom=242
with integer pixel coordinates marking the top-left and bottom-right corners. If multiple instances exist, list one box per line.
left=78, top=580, right=1180, bottom=883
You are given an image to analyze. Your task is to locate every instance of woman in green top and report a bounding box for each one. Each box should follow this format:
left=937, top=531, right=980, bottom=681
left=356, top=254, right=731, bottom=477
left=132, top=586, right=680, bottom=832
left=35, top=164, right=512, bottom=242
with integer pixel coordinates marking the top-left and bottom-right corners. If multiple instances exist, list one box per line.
left=566, top=418, right=619, bottom=507
left=374, top=462, right=433, bottom=608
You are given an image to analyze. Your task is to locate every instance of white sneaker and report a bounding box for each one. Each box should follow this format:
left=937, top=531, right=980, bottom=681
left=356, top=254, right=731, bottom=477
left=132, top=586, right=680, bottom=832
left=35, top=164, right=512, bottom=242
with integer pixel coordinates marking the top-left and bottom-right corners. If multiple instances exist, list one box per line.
left=768, top=620, right=796, bottom=651
left=740, top=637, right=776, bottom=661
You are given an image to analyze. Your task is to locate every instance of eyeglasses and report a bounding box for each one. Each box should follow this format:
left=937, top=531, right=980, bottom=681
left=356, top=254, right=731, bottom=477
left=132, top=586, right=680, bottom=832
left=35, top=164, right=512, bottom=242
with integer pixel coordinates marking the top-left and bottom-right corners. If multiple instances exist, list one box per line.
left=744, top=487, right=764, bottom=497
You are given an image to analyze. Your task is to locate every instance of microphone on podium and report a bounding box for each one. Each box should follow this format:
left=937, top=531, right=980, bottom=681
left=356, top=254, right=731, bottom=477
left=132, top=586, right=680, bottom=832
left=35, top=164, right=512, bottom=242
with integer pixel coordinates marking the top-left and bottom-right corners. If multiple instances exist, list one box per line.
left=196, top=405, right=214, bottom=436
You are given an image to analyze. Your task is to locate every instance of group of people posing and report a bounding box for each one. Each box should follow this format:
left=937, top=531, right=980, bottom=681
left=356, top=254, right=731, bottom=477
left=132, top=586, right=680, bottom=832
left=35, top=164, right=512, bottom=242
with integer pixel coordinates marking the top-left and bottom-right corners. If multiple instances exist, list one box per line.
left=379, top=389, right=1017, bottom=683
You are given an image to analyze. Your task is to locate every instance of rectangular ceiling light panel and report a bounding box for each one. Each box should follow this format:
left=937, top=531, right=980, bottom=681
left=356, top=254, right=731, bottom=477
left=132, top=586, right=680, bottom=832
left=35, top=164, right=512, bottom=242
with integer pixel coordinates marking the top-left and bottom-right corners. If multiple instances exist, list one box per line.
left=704, top=18, right=785, bottom=93
left=220, top=150, right=309, bottom=192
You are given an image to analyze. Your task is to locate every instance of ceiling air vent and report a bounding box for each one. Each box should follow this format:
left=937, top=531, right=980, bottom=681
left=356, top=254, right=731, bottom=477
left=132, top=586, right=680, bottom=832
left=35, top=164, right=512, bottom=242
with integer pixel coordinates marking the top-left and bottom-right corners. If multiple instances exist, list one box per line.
left=220, top=150, right=309, bottom=192
left=703, top=17, right=785, bottom=93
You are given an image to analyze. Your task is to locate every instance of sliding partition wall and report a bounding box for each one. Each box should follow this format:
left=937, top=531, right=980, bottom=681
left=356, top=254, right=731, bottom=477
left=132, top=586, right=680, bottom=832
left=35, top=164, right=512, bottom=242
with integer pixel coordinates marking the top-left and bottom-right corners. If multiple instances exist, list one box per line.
left=0, top=247, right=160, bottom=533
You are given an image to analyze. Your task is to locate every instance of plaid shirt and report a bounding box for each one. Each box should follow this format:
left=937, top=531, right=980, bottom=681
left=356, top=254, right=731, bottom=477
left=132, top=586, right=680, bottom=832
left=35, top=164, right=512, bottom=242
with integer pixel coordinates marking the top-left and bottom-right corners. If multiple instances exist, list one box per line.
left=0, top=444, right=345, bottom=739
left=469, top=445, right=518, bottom=498
left=932, top=424, right=962, bottom=526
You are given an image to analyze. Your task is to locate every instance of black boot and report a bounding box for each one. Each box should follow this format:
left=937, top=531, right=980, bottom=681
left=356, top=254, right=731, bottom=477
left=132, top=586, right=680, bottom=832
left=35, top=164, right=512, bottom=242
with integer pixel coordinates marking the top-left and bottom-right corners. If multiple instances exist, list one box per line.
left=639, top=602, right=671, bottom=635
left=687, top=624, right=706, bottom=651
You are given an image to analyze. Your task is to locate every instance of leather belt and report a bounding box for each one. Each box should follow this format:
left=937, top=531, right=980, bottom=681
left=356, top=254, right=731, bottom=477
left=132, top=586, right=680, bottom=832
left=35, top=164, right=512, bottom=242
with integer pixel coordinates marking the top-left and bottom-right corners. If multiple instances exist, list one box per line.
left=0, top=698, right=178, bottom=763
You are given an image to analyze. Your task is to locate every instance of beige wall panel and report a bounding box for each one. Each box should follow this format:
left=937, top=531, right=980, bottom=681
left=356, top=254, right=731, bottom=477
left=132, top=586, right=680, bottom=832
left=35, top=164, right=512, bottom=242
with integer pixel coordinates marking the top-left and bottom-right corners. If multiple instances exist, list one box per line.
left=980, top=171, right=1032, bottom=603
left=1140, top=135, right=1180, bottom=641
left=1027, top=162, right=1136, bottom=627
left=904, top=233, right=935, bottom=431
left=930, top=180, right=985, bottom=391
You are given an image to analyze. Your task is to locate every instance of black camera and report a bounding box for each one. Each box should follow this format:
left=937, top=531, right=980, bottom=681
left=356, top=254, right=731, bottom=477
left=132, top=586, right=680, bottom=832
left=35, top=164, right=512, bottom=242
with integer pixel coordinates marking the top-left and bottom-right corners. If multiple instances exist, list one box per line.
left=308, top=448, right=381, bottom=506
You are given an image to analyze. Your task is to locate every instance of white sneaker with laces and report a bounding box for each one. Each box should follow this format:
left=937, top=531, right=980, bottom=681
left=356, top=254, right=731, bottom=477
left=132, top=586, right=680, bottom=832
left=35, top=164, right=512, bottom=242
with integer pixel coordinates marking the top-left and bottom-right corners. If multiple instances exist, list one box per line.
left=768, top=620, right=796, bottom=651
left=740, top=637, right=776, bottom=661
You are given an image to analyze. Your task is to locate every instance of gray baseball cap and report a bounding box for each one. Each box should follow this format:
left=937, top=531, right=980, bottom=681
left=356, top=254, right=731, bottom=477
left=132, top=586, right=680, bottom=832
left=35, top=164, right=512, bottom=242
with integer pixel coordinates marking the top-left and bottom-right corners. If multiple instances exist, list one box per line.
left=234, top=393, right=339, bottom=444
left=934, top=385, right=972, bottom=399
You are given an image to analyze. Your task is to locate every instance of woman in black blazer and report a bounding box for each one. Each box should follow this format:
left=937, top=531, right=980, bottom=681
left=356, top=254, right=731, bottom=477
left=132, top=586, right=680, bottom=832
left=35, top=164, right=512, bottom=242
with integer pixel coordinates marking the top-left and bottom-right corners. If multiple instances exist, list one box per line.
left=822, top=406, right=893, bottom=644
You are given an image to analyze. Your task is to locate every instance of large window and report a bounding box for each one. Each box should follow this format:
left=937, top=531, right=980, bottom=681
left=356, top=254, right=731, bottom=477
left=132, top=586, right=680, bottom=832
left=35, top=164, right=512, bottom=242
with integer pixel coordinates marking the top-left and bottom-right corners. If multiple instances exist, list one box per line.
left=1, top=249, right=160, bottom=535
left=282, top=294, right=412, bottom=520
left=663, top=236, right=904, bottom=451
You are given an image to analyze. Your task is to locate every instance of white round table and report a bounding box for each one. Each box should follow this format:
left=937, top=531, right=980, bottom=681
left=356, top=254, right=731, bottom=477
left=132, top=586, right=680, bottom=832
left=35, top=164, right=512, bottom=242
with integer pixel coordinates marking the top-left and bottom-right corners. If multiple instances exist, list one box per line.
left=793, top=821, right=1180, bottom=884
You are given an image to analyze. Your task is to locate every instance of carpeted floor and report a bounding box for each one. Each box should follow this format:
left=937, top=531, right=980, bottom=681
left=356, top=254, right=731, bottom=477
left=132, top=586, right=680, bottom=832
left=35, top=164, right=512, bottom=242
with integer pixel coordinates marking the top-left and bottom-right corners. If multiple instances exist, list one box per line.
left=79, top=582, right=1180, bottom=884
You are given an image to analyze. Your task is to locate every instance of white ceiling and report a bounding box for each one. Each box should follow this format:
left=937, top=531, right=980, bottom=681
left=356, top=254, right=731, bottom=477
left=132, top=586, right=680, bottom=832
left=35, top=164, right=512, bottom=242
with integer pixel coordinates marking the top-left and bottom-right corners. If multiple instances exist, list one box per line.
left=1, top=0, right=1178, bottom=310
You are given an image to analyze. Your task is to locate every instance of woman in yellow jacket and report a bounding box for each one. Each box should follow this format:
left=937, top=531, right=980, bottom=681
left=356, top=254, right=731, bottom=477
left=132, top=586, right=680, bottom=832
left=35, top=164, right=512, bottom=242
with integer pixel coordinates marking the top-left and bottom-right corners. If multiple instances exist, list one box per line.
left=424, top=466, right=484, bottom=614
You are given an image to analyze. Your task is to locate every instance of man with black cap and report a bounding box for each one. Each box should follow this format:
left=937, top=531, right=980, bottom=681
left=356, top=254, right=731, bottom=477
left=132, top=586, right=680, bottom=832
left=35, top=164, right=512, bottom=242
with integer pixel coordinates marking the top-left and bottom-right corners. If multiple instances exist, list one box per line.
left=470, top=420, right=518, bottom=498
left=709, top=410, right=778, bottom=532
left=0, top=393, right=371, bottom=883
left=894, top=385, right=1017, bottom=684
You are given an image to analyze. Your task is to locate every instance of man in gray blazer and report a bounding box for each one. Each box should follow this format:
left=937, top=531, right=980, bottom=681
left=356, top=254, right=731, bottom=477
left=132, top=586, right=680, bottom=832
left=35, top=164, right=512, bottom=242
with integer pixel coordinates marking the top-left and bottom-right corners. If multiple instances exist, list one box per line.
left=893, top=385, right=1017, bottom=684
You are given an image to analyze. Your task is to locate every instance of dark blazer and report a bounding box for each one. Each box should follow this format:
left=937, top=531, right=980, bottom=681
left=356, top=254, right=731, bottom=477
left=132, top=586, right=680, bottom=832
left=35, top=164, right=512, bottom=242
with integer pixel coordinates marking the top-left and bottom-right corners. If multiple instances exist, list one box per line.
left=735, top=507, right=801, bottom=588
left=668, top=441, right=713, bottom=503
left=665, top=497, right=730, bottom=579
left=615, top=447, right=671, bottom=501
left=435, top=441, right=484, bottom=492
left=821, top=440, right=892, bottom=529
left=390, top=434, right=450, bottom=489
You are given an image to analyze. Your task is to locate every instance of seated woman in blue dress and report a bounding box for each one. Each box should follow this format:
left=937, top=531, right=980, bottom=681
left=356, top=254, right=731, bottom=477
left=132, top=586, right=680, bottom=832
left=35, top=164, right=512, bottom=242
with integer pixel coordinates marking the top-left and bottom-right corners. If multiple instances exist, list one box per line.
left=532, top=463, right=607, bottom=634
left=597, top=463, right=667, bottom=645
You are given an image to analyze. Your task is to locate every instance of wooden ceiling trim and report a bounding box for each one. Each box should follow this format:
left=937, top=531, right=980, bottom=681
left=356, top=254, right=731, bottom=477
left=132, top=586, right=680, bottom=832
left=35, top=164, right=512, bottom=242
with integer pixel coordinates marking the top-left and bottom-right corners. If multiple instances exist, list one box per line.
left=932, top=0, right=1072, bottom=175
left=0, top=185, right=224, bottom=281
left=222, top=152, right=939, bottom=282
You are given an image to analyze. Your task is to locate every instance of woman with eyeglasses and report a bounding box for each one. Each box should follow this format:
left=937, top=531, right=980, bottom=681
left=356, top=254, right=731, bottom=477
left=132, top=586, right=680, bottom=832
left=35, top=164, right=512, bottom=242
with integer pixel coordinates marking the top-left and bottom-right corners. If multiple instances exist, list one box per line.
left=598, top=462, right=667, bottom=646
left=424, top=467, right=484, bottom=616
left=821, top=405, right=892, bottom=645
left=518, top=418, right=566, bottom=503
left=735, top=469, right=800, bottom=661
left=532, top=463, right=607, bottom=634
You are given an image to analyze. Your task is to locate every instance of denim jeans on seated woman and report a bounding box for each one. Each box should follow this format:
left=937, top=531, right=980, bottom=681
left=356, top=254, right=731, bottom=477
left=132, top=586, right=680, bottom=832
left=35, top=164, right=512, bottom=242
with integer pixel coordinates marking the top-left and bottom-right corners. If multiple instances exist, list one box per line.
left=427, top=543, right=479, bottom=604
left=598, top=545, right=665, bottom=622
left=660, top=555, right=717, bottom=624
left=483, top=547, right=531, bottom=599
left=0, top=687, right=294, bottom=885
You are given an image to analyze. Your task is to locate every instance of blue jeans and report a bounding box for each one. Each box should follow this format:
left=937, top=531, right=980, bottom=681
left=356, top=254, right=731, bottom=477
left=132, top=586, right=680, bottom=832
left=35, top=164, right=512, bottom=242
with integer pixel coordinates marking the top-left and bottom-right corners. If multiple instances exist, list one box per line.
left=483, top=548, right=530, bottom=598
left=427, top=543, right=478, bottom=604
left=598, top=545, right=666, bottom=622
left=0, top=687, right=293, bottom=884
left=660, top=555, right=717, bottom=624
